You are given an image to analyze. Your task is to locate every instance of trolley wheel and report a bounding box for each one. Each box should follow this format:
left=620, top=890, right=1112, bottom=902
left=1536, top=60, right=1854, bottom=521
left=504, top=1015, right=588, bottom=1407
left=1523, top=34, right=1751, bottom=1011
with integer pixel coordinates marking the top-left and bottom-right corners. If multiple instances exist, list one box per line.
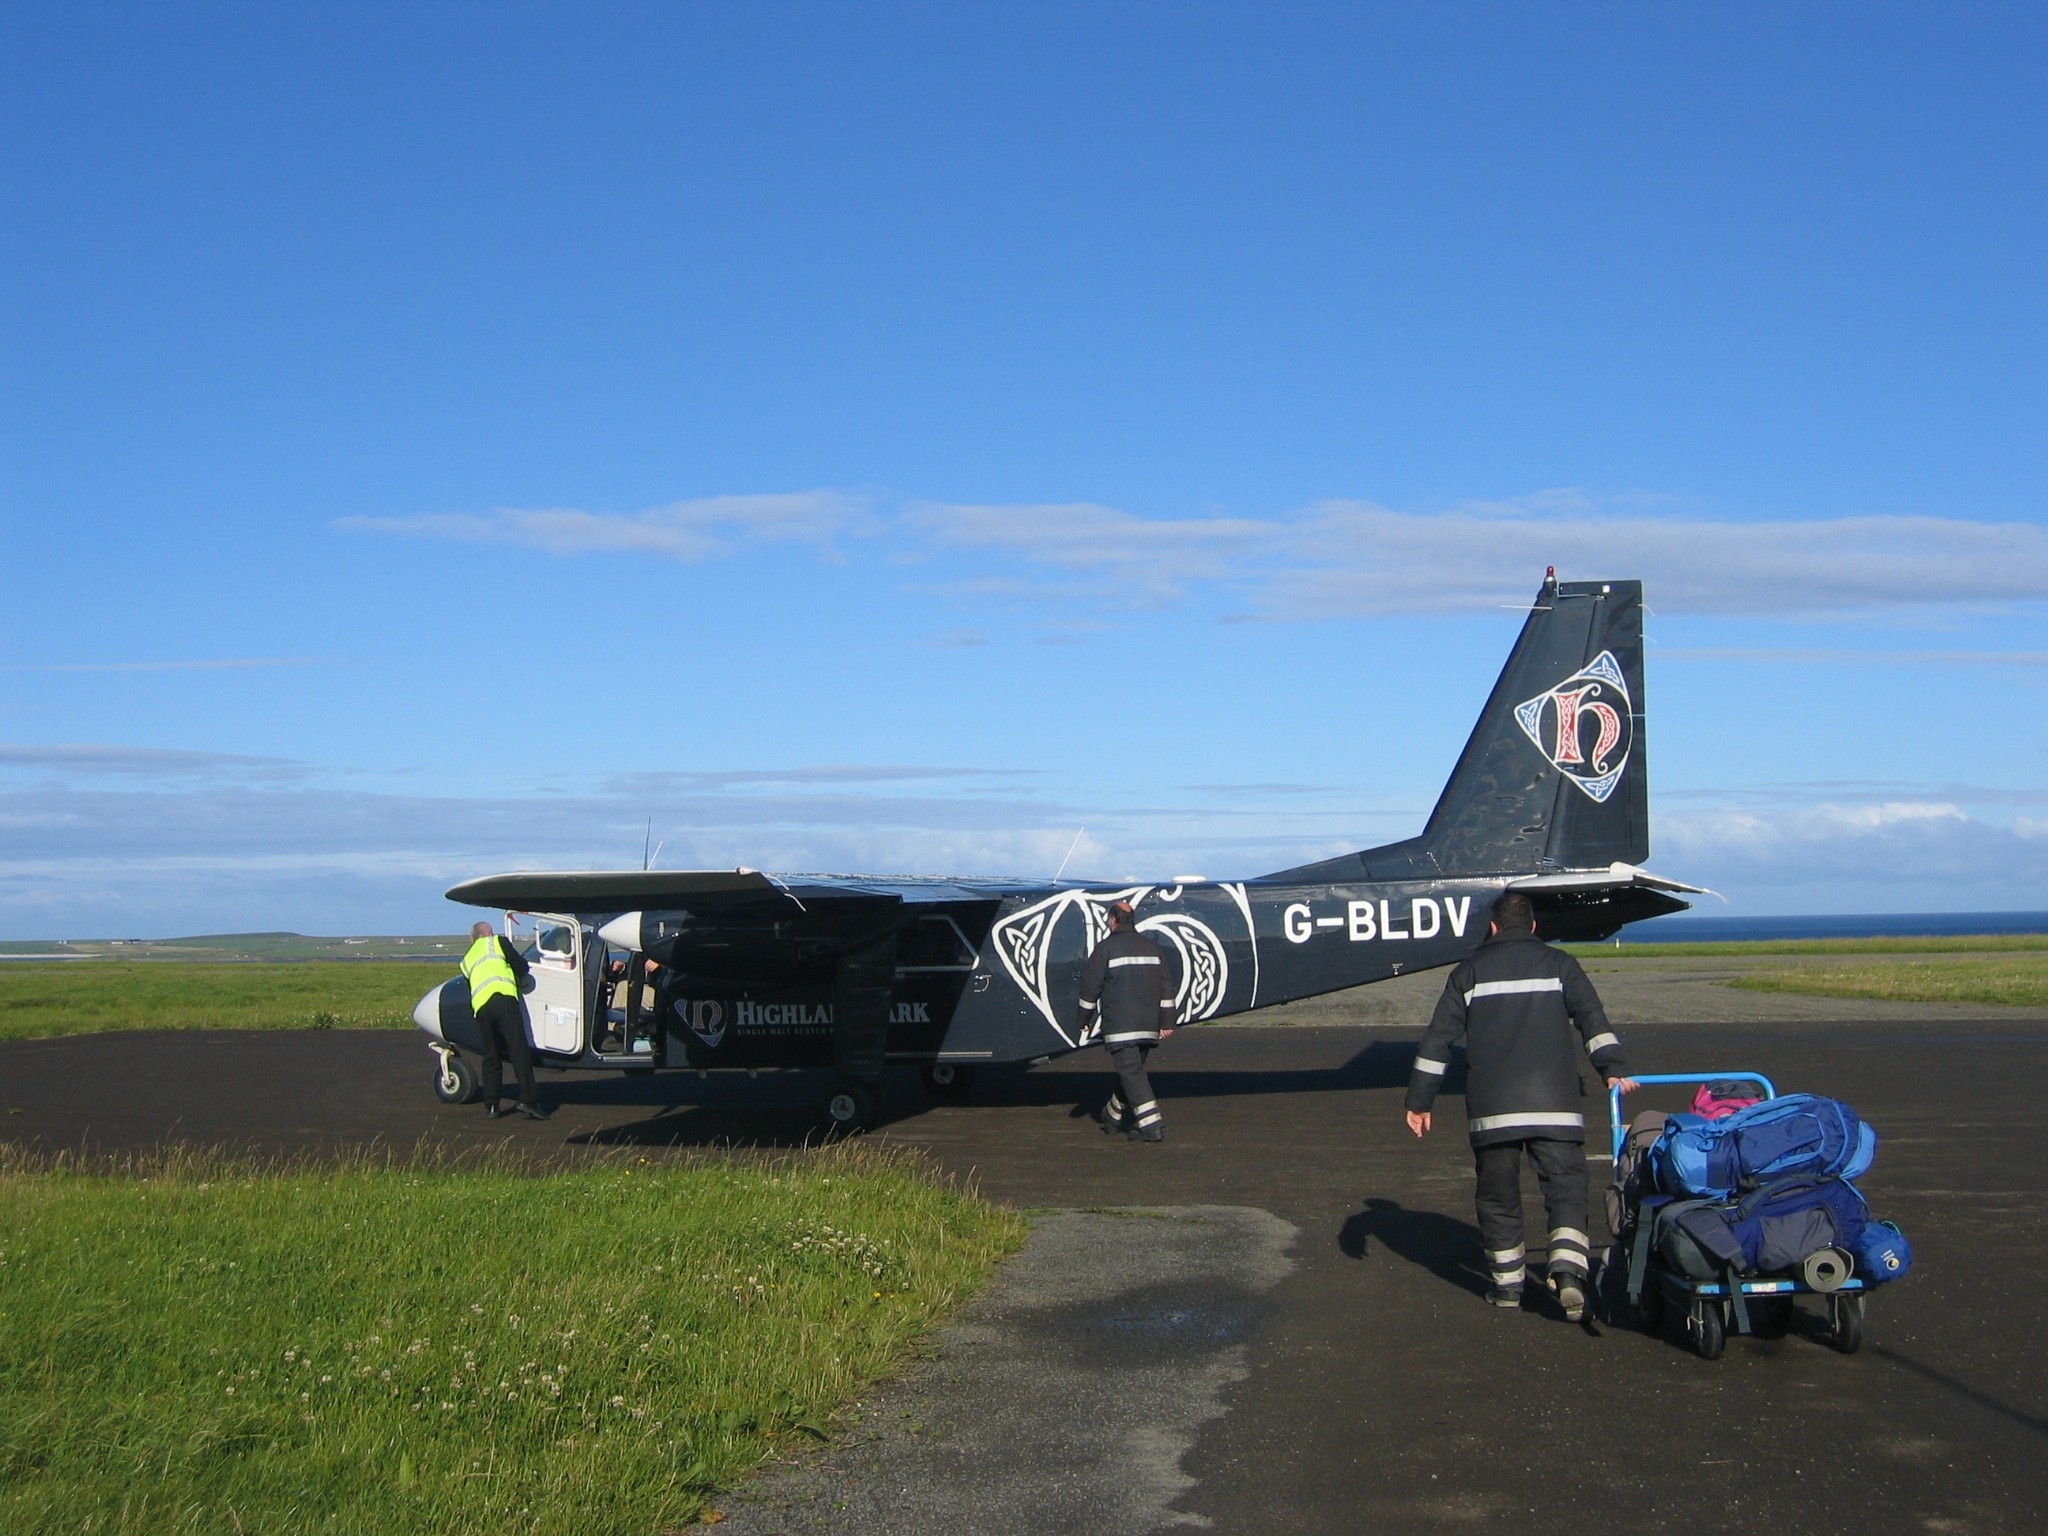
left=1691, top=1301, right=1726, bottom=1360
left=921, top=1062, right=978, bottom=1097
left=1829, top=1293, right=1865, bottom=1355
left=432, top=1051, right=480, bottom=1106
left=819, top=1079, right=879, bottom=1137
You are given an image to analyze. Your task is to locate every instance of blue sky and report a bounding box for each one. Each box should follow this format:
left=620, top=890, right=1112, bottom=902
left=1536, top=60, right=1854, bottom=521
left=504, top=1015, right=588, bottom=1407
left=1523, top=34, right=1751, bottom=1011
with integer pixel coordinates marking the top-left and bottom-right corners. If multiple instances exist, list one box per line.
left=3, top=2, right=2044, bottom=938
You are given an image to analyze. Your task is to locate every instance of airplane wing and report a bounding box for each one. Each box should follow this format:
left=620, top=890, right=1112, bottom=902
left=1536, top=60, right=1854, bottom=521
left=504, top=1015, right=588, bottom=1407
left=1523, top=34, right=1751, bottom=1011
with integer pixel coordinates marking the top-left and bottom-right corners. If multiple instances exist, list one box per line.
left=445, top=869, right=785, bottom=911
left=444, top=868, right=1041, bottom=914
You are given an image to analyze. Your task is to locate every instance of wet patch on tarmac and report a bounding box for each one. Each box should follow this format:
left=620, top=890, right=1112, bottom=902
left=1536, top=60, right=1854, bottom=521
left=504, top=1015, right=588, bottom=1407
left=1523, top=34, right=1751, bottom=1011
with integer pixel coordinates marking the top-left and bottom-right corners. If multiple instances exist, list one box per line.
left=715, top=1207, right=1297, bottom=1536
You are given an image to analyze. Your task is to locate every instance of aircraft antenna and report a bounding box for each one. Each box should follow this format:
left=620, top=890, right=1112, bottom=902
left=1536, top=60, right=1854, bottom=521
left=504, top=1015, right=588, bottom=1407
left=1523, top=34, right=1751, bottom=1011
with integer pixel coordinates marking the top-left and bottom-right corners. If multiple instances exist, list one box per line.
left=1053, top=829, right=1086, bottom=885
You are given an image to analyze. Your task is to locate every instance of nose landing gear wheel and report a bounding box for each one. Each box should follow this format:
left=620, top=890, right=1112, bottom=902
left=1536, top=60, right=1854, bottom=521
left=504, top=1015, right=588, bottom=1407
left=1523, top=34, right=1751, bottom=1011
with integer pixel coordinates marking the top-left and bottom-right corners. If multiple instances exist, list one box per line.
left=819, top=1079, right=879, bottom=1137
left=431, top=1050, right=480, bottom=1105
left=921, top=1062, right=978, bottom=1097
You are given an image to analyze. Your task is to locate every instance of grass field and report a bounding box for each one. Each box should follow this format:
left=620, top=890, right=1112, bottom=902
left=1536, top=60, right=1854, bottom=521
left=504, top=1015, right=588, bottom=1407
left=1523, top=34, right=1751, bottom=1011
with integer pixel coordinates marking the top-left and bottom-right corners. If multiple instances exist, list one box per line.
left=1728, top=953, right=2048, bottom=1009
left=0, top=1143, right=1028, bottom=1536
left=0, top=962, right=436, bottom=1040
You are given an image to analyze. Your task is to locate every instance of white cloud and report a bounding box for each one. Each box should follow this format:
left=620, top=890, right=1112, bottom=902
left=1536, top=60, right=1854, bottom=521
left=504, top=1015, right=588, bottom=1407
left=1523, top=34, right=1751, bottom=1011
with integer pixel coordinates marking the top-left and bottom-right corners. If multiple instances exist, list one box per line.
left=337, top=491, right=869, bottom=563
left=1809, top=802, right=1968, bottom=831
left=1259, top=504, right=2048, bottom=618
left=1661, top=649, right=2048, bottom=669
left=0, top=658, right=319, bottom=674
left=0, top=744, right=310, bottom=781
left=1653, top=798, right=2048, bottom=914
left=1661, top=780, right=2048, bottom=812
left=337, top=485, right=2048, bottom=618
left=602, top=764, right=1035, bottom=792
left=912, top=497, right=2048, bottom=617
left=6, top=754, right=2043, bottom=938
left=905, top=502, right=1274, bottom=605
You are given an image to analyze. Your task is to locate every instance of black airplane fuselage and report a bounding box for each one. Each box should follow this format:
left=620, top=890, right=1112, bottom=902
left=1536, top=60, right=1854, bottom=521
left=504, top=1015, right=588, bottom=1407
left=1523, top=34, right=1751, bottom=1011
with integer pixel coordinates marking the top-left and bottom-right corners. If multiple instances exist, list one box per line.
left=597, top=855, right=1678, bottom=1075
left=419, top=575, right=1699, bottom=1119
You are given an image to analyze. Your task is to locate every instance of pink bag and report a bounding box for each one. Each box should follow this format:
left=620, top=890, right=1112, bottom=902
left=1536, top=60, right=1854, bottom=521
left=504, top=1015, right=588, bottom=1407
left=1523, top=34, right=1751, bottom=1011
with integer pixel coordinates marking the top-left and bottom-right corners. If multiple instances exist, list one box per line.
left=1691, top=1080, right=1763, bottom=1120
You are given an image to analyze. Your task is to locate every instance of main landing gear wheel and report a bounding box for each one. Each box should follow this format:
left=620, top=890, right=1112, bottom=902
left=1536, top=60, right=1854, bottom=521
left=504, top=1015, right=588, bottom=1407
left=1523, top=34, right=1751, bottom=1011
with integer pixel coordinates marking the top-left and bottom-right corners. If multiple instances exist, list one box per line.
left=1690, top=1300, right=1726, bottom=1361
left=819, top=1079, right=879, bottom=1137
left=1829, top=1293, right=1865, bottom=1355
left=921, top=1062, right=978, bottom=1097
left=432, top=1050, right=480, bottom=1106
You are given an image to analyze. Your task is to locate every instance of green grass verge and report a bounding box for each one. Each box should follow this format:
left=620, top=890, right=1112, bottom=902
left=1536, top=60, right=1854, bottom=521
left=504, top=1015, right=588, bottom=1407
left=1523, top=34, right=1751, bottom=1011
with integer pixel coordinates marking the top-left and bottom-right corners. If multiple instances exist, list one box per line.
left=1567, top=934, right=2048, bottom=958
left=0, top=1143, right=1028, bottom=1535
left=0, top=962, right=439, bottom=1040
left=1727, top=953, right=2048, bottom=1009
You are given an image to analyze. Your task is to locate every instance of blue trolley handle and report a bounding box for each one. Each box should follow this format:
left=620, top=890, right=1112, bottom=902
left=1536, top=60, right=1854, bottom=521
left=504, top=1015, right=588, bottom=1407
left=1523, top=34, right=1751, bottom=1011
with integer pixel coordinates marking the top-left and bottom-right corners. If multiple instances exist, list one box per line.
left=1607, top=1071, right=1779, bottom=1160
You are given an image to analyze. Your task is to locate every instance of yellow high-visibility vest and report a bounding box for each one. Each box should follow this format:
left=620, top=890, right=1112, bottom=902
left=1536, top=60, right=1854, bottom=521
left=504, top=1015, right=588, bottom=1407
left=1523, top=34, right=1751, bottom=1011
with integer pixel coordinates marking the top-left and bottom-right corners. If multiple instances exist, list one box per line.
left=461, top=934, right=519, bottom=1013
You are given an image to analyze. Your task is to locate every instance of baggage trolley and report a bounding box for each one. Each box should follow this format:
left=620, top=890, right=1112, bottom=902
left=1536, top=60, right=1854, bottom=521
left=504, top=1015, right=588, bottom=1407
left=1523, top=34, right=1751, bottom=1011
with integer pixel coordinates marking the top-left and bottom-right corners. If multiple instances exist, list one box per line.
left=1598, top=1071, right=1868, bottom=1360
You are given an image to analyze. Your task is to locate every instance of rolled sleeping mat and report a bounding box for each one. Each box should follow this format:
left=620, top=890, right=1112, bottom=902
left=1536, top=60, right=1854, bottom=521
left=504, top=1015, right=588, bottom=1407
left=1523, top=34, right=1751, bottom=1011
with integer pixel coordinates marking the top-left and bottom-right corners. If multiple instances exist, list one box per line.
left=1802, top=1247, right=1853, bottom=1292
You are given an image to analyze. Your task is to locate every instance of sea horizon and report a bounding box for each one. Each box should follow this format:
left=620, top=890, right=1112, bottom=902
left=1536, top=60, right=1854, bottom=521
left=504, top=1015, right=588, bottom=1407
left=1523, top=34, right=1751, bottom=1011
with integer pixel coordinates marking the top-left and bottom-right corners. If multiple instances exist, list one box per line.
left=1618, top=910, right=2048, bottom=942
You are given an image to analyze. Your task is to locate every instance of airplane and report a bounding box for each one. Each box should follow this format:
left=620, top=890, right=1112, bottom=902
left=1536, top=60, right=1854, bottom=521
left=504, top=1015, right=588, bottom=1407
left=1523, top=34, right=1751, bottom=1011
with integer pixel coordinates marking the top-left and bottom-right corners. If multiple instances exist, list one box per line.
left=413, top=570, right=1706, bottom=1132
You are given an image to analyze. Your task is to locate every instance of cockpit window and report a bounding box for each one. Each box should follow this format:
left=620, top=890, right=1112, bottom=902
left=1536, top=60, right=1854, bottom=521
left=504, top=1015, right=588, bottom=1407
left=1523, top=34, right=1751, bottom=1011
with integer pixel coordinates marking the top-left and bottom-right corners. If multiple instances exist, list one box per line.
left=537, top=923, right=577, bottom=959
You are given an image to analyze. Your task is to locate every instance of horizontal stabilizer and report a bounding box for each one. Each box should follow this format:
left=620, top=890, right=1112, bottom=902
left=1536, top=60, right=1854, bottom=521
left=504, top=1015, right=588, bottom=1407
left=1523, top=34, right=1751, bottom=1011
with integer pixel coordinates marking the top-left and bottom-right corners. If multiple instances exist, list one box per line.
left=1510, top=863, right=1718, bottom=899
left=1506, top=862, right=1708, bottom=941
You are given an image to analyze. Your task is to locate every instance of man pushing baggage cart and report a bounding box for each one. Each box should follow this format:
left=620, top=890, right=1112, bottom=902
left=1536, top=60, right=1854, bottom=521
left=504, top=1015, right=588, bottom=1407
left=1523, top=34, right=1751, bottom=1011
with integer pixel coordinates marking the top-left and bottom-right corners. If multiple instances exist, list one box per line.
left=1403, top=891, right=1638, bottom=1320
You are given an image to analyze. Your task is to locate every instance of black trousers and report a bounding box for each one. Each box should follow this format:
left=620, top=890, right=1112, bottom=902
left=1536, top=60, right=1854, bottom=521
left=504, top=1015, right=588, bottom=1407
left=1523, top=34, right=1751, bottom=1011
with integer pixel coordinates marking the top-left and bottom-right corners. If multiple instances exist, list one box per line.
left=1472, top=1136, right=1590, bottom=1288
left=1103, top=1043, right=1161, bottom=1131
left=476, top=993, right=538, bottom=1107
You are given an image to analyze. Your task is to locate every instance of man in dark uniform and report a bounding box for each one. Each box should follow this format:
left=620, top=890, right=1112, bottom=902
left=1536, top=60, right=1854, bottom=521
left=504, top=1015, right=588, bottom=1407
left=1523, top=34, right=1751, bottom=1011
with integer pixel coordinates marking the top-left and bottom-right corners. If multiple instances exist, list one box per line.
left=461, top=918, right=549, bottom=1121
left=1403, top=892, right=1636, bottom=1319
left=1077, top=899, right=1178, bottom=1142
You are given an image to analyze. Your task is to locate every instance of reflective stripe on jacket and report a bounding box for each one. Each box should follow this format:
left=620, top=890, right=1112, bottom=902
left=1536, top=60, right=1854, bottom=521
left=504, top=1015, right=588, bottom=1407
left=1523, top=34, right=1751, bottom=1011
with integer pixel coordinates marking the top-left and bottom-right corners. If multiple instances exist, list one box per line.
left=462, top=934, right=520, bottom=1014
left=1077, top=926, right=1178, bottom=1045
left=1403, top=927, right=1626, bottom=1145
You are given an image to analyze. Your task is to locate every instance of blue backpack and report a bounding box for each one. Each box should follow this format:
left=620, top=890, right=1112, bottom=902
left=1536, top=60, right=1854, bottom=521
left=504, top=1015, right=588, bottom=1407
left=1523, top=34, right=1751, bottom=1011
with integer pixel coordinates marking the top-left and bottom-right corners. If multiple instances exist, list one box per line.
left=1650, top=1093, right=1877, bottom=1199
left=1654, top=1175, right=1872, bottom=1279
left=1730, top=1176, right=1869, bottom=1273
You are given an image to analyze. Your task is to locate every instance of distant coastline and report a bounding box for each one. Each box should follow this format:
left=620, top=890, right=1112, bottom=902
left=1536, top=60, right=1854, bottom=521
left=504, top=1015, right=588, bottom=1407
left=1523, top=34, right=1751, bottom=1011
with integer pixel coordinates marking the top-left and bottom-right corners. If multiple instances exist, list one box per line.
left=1620, top=910, right=2048, bottom=943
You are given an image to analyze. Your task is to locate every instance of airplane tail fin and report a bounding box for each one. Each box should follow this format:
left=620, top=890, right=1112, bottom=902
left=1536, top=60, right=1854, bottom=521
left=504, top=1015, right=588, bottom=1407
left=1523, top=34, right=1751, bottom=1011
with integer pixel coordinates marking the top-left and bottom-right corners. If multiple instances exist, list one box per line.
left=1267, top=572, right=1650, bottom=884
left=1419, top=572, right=1648, bottom=875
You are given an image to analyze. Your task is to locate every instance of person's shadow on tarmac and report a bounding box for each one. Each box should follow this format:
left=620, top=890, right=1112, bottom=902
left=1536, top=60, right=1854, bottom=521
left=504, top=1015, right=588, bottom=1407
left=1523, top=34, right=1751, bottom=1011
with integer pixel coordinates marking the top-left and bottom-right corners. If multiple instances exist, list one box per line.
left=1339, top=1197, right=1491, bottom=1299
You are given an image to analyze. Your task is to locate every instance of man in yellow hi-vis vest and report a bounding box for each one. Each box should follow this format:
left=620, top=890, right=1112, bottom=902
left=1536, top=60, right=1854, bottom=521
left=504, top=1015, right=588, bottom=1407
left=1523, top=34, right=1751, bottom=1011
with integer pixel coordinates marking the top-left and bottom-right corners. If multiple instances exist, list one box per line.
left=462, top=919, right=547, bottom=1120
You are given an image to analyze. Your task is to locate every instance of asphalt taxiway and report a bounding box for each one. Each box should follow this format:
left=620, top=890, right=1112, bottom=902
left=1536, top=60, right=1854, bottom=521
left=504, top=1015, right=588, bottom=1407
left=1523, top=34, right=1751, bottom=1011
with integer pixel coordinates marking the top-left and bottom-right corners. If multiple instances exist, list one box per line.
left=4, top=1016, right=2043, bottom=1533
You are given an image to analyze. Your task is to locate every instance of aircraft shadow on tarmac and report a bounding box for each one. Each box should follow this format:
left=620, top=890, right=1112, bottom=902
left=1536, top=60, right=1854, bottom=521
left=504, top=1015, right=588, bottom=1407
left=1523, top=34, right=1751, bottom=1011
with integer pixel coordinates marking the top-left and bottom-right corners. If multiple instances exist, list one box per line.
left=554, top=1039, right=1434, bottom=1149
